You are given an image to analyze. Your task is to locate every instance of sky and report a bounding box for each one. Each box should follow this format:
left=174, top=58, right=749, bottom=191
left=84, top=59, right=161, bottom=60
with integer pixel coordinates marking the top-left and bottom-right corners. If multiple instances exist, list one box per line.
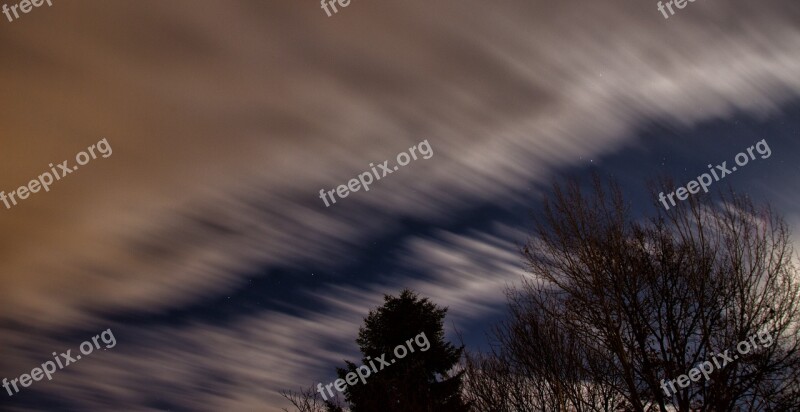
left=0, top=0, right=799, bottom=411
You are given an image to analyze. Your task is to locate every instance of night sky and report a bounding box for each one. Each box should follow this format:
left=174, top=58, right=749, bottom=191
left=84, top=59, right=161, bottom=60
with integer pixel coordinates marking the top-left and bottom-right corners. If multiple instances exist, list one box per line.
left=1, top=1, right=799, bottom=411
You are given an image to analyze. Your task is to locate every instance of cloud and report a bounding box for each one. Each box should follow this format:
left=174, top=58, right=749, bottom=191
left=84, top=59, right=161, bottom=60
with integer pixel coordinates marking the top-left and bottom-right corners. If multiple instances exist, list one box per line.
left=1, top=0, right=799, bottom=410
left=1, top=0, right=799, bottom=326
left=2, top=225, right=527, bottom=411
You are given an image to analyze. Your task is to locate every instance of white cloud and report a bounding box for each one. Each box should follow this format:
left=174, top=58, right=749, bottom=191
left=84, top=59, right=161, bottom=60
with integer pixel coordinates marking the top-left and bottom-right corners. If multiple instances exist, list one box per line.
left=1, top=0, right=799, bottom=410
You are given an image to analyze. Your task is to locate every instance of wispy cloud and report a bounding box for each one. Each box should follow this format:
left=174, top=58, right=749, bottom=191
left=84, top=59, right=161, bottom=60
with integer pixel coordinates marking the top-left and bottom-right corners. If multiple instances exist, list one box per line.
left=1, top=0, right=799, bottom=410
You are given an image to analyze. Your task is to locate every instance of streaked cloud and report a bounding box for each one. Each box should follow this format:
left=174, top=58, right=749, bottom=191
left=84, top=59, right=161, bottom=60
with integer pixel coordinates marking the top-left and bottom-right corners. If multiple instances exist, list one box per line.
left=1, top=0, right=799, bottom=410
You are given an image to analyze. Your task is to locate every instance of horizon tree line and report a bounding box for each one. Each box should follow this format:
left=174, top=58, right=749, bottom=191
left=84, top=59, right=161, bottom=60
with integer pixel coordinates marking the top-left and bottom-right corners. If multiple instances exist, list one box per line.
left=283, top=175, right=800, bottom=412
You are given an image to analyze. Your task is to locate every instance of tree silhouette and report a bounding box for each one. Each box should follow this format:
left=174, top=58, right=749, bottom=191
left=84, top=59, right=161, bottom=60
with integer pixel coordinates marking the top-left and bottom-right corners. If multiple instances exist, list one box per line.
left=337, top=289, right=470, bottom=412
left=463, top=176, right=800, bottom=411
left=281, top=387, right=344, bottom=412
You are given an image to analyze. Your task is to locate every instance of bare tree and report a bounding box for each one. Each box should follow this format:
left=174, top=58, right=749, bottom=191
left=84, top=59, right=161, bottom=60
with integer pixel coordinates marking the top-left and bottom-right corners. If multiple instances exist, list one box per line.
left=280, top=387, right=345, bottom=412
left=464, top=176, right=800, bottom=412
